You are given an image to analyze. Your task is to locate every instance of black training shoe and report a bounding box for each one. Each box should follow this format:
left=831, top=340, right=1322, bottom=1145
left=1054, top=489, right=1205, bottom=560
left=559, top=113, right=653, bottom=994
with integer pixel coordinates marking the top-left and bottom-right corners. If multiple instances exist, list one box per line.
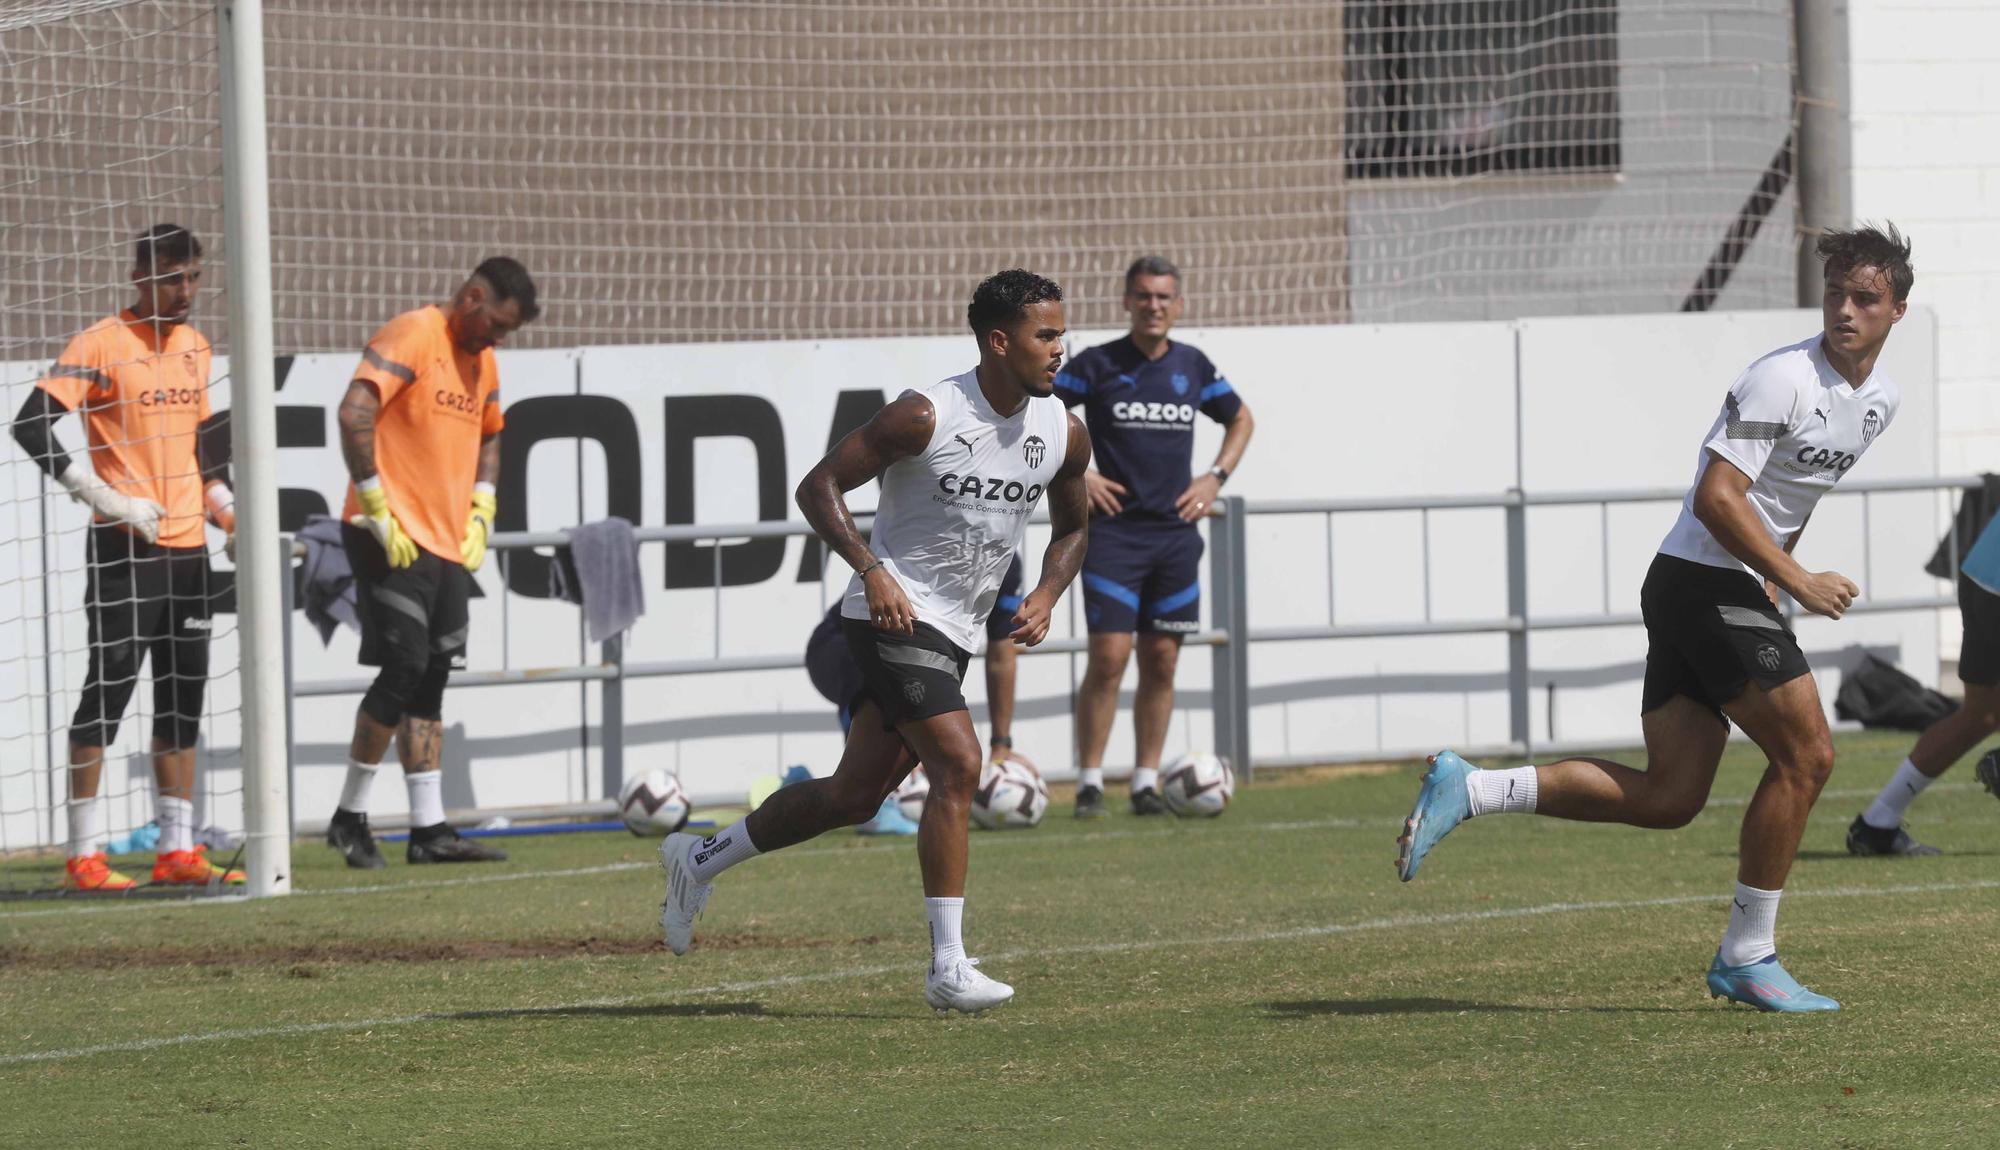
left=1074, top=784, right=1107, bottom=820
left=1130, top=787, right=1168, bottom=816
left=325, top=809, right=386, bottom=870
left=1846, top=814, right=1940, bottom=857
left=407, top=825, right=509, bottom=864
left=1977, top=749, right=2000, bottom=801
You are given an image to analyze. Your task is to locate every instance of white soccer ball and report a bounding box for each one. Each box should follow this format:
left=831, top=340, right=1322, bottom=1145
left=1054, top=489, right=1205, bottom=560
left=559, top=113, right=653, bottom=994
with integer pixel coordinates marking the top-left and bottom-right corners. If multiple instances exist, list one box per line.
left=971, top=759, right=1048, bottom=830
left=619, top=769, right=691, bottom=836
left=1161, top=752, right=1234, bottom=817
left=891, top=764, right=931, bottom=823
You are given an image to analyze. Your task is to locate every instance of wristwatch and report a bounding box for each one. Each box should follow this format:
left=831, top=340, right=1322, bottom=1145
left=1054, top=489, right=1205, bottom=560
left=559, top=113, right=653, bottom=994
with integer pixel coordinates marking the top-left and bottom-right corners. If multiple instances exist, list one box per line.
left=1209, top=465, right=1230, bottom=485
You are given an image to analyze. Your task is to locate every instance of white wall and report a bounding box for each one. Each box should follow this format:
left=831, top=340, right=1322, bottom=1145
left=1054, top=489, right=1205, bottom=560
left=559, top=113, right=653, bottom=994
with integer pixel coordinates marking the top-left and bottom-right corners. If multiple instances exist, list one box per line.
left=1848, top=0, right=2000, bottom=665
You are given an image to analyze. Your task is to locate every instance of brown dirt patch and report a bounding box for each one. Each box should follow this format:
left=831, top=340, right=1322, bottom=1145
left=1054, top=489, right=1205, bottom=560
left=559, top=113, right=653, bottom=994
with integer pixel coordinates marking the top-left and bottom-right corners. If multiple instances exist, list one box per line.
left=0, top=931, right=886, bottom=972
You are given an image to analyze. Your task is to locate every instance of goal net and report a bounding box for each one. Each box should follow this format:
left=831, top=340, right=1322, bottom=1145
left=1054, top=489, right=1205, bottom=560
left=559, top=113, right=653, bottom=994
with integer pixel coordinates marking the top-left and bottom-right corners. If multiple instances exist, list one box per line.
left=6, top=1, right=1802, bottom=358
left=0, top=0, right=1802, bottom=876
left=1, top=0, right=245, bottom=894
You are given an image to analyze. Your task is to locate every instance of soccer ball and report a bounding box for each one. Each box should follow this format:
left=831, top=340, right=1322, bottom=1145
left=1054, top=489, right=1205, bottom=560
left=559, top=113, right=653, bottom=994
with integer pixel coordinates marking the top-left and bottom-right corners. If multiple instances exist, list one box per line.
left=971, top=759, right=1048, bottom=830
left=619, top=769, right=691, bottom=836
left=891, top=764, right=931, bottom=823
left=1161, top=752, right=1234, bottom=817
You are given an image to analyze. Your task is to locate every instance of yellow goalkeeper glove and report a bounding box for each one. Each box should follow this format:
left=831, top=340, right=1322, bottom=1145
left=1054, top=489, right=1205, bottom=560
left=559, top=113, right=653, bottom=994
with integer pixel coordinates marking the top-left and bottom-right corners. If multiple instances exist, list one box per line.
left=349, top=477, right=418, bottom=569
left=461, top=483, right=497, bottom=572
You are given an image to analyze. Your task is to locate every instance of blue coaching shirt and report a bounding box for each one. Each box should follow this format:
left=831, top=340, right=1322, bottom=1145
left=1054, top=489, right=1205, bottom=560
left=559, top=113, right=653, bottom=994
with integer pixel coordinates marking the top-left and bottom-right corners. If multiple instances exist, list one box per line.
left=1054, top=335, right=1242, bottom=524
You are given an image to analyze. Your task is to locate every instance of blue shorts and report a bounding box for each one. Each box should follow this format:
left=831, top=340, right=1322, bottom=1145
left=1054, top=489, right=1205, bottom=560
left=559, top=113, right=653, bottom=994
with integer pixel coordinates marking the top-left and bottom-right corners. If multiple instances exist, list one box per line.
left=984, top=554, right=1026, bottom=645
left=1081, top=517, right=1203, bottom=635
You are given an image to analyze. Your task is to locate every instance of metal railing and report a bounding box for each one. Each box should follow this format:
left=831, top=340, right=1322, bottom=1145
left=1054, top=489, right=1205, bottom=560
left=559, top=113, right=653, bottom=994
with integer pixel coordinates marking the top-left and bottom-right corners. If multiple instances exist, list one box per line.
left=279, top=474, right=1980, bottom=810
left=278, top=510, right=1246, bottom=807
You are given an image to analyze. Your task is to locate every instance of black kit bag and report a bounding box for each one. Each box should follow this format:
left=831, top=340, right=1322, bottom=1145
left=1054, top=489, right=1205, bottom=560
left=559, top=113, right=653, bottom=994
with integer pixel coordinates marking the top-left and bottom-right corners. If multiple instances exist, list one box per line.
left=1834, top=654, right=1957, bottom=732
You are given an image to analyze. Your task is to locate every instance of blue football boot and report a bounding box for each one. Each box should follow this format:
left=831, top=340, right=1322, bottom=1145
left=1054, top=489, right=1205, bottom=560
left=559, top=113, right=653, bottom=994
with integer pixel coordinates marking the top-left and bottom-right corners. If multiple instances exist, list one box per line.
left=1705, top=953, right=1840, bottom=1013
left=1396, top=750, right=1475, bottom=882
left=855, top=796, right=920, bottom=836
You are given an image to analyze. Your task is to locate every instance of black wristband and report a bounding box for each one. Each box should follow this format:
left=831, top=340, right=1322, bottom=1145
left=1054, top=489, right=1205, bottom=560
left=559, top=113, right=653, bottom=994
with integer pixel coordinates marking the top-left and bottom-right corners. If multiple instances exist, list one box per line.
left=1209, top=465, right=1230, bottom=484
left=989, top=735, right=1013, bottom=749
left=856, top=558, right=884, bottom=577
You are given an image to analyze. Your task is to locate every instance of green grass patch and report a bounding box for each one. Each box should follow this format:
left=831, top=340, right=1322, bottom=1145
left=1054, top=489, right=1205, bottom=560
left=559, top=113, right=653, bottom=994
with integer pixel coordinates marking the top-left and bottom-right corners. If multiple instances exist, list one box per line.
left=4, top=730, right=1997, bottom=1147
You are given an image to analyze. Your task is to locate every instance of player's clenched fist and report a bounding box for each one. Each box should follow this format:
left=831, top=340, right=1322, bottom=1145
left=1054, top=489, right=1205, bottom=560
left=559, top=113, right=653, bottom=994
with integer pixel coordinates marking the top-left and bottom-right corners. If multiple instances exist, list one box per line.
left=1790, top=569, right=1860, bottom=620
left=350, top=475, right=418, bottom=568
left=1007, top=587, right=1056, bottom=647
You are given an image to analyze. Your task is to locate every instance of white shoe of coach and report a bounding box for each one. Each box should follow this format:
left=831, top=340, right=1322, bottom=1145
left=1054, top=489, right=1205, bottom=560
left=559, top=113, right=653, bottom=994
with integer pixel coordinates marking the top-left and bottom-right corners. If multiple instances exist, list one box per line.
left=925, top=957, right=1014, bottom=1013
left=658, top=831, right=710, bottom=956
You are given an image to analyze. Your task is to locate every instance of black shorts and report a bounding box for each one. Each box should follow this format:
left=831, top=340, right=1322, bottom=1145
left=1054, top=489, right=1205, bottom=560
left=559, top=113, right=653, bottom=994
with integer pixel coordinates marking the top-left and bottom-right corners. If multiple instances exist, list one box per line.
left=1958, top=574, right=2000, bottom=686
left=839, top=615, right=971, bottom=727
left=1640, top=553, right=1811, bottom=716
left=342, top=523, right=471, bottom=670
left=805, top=607, right=867, bottom=727
left=71, top=525, right=214, bottom=747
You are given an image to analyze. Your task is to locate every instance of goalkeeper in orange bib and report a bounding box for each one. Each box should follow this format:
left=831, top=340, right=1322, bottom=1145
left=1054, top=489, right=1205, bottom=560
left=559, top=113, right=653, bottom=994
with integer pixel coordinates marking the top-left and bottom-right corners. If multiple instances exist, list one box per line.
left=323, top=257, right=539, bottom=867
left=10, top=224, right=243, bottom=890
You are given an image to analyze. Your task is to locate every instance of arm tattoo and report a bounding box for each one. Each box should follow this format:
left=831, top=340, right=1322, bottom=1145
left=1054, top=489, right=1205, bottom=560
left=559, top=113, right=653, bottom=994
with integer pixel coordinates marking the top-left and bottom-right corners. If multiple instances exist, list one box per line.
left=1035, top=415, right=1092, bottom=598
left=796, top=394, right=934, bottom=571
left=337, top=382, right=380, bottom=482
left=476, top=432, right=501, bottom=486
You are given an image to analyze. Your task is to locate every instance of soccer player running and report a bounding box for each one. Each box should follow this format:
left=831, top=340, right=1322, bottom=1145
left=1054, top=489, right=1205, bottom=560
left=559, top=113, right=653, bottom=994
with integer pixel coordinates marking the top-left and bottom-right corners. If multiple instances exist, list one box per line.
left=1058, top=256, right=1254, bottom=817
left=10, top=224, right=242, bottom=890
left=323, top=258, right=539, bottom=867
left=1397, top=226, right=1915, bottom=1013
left=659, top=270, right=1090, bottom=1013
left=1849, top=500, right=2000, bottom=855
left=803, top=551, right=1028, bottom=837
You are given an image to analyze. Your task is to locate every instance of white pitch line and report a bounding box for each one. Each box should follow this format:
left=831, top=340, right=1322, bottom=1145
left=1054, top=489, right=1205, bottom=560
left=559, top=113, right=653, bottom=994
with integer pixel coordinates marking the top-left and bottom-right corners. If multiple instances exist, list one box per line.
left=0, top=818, right=1374, bottom=920
left=1, top=780, right=1985, bottom=921
left=5, top=875, right=1997, bottom=1068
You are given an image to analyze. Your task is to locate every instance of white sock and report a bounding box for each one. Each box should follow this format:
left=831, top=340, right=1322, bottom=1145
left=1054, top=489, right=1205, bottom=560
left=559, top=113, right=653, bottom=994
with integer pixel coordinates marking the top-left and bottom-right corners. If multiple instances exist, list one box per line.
left=1861, top=757, right=1933, bottom=830
left=68, top=799, right=104, bottom=858
left=927, top=896, right=966, bottom=974
left=1718, top=882, right=1782, bottom=966
left=688, top=819, right=762, bottom=882
left=157, top=795, right=194, bottom=854
left=1465, top=766, right=1539, bottom=817
left=338, top=758, right=381, bottom=815
left=1079, top=767, right=1105, bottom=790
left=405, top=770, right=446, bottom=830
left=1132, top=766, right=1159, bottom=793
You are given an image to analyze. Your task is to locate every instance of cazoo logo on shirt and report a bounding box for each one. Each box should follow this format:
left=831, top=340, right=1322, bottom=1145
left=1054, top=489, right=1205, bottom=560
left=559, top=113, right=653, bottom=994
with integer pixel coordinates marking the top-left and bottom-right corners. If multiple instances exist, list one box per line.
left=937, top=473, right=1044, bottom=506
left=1110, top=400, right=1195, bottom=425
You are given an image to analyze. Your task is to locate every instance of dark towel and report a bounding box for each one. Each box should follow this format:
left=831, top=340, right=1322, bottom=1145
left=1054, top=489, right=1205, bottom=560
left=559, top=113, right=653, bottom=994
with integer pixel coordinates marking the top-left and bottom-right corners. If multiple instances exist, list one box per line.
left=296, top=514, right=360, bottom=645
left=1925, top=474, right=2000, bottom=579
left=549, top=517, right=645, bottom=642
left=1834, top=654, right=1957, bottom=732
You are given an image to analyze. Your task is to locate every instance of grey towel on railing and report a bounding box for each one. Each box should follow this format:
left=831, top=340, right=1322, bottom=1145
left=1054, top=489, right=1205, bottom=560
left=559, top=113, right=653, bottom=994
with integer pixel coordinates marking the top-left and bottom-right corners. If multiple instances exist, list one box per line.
left=549, top=516, right=645, bottom=642
left=297, top=514, right=360, bottom=645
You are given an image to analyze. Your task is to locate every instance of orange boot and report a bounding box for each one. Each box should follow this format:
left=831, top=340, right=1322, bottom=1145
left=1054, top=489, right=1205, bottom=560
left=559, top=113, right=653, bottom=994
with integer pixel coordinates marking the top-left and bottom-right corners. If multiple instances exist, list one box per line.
left=65, top=852, right=139, bottom=891
left=152, top=845, right=245, bottom=885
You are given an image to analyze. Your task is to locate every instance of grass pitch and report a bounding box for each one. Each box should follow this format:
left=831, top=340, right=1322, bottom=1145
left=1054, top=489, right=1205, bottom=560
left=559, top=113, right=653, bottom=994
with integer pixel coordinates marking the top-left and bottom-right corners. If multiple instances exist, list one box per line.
left=4, top=730, right=1999, bottom=1148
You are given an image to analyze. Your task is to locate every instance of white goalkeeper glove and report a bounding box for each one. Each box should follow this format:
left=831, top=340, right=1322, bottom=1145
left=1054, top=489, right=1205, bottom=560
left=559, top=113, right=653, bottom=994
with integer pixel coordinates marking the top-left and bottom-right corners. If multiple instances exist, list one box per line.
left=56, top=461, right=163, bottom=543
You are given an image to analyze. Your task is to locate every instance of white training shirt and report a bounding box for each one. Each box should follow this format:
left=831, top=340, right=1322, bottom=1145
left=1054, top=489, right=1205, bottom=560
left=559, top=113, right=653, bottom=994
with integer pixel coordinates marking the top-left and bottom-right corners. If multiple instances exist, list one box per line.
left=1659, top=334, right=1899, bottom=574
left=841, top=369, right=1070, bottom=654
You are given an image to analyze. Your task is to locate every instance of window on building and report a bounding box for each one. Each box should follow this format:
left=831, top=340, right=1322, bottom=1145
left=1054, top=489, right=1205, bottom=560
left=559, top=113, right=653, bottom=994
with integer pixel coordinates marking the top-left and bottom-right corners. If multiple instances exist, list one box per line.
left=1345, top=1, right=1621, bottom=179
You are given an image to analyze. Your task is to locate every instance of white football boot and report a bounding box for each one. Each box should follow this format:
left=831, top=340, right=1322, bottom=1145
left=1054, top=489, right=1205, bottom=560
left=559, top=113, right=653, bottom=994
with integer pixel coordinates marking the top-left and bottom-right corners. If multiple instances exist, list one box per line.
left=658, top=831, right=711, bottom=956
left=924, top=957, right=1014, bottom=1013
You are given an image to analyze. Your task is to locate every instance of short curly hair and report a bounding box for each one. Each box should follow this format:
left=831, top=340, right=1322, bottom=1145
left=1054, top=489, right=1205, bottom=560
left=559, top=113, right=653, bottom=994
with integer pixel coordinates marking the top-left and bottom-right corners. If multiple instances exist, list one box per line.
left=967, top=269, right=1063, bottom=338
